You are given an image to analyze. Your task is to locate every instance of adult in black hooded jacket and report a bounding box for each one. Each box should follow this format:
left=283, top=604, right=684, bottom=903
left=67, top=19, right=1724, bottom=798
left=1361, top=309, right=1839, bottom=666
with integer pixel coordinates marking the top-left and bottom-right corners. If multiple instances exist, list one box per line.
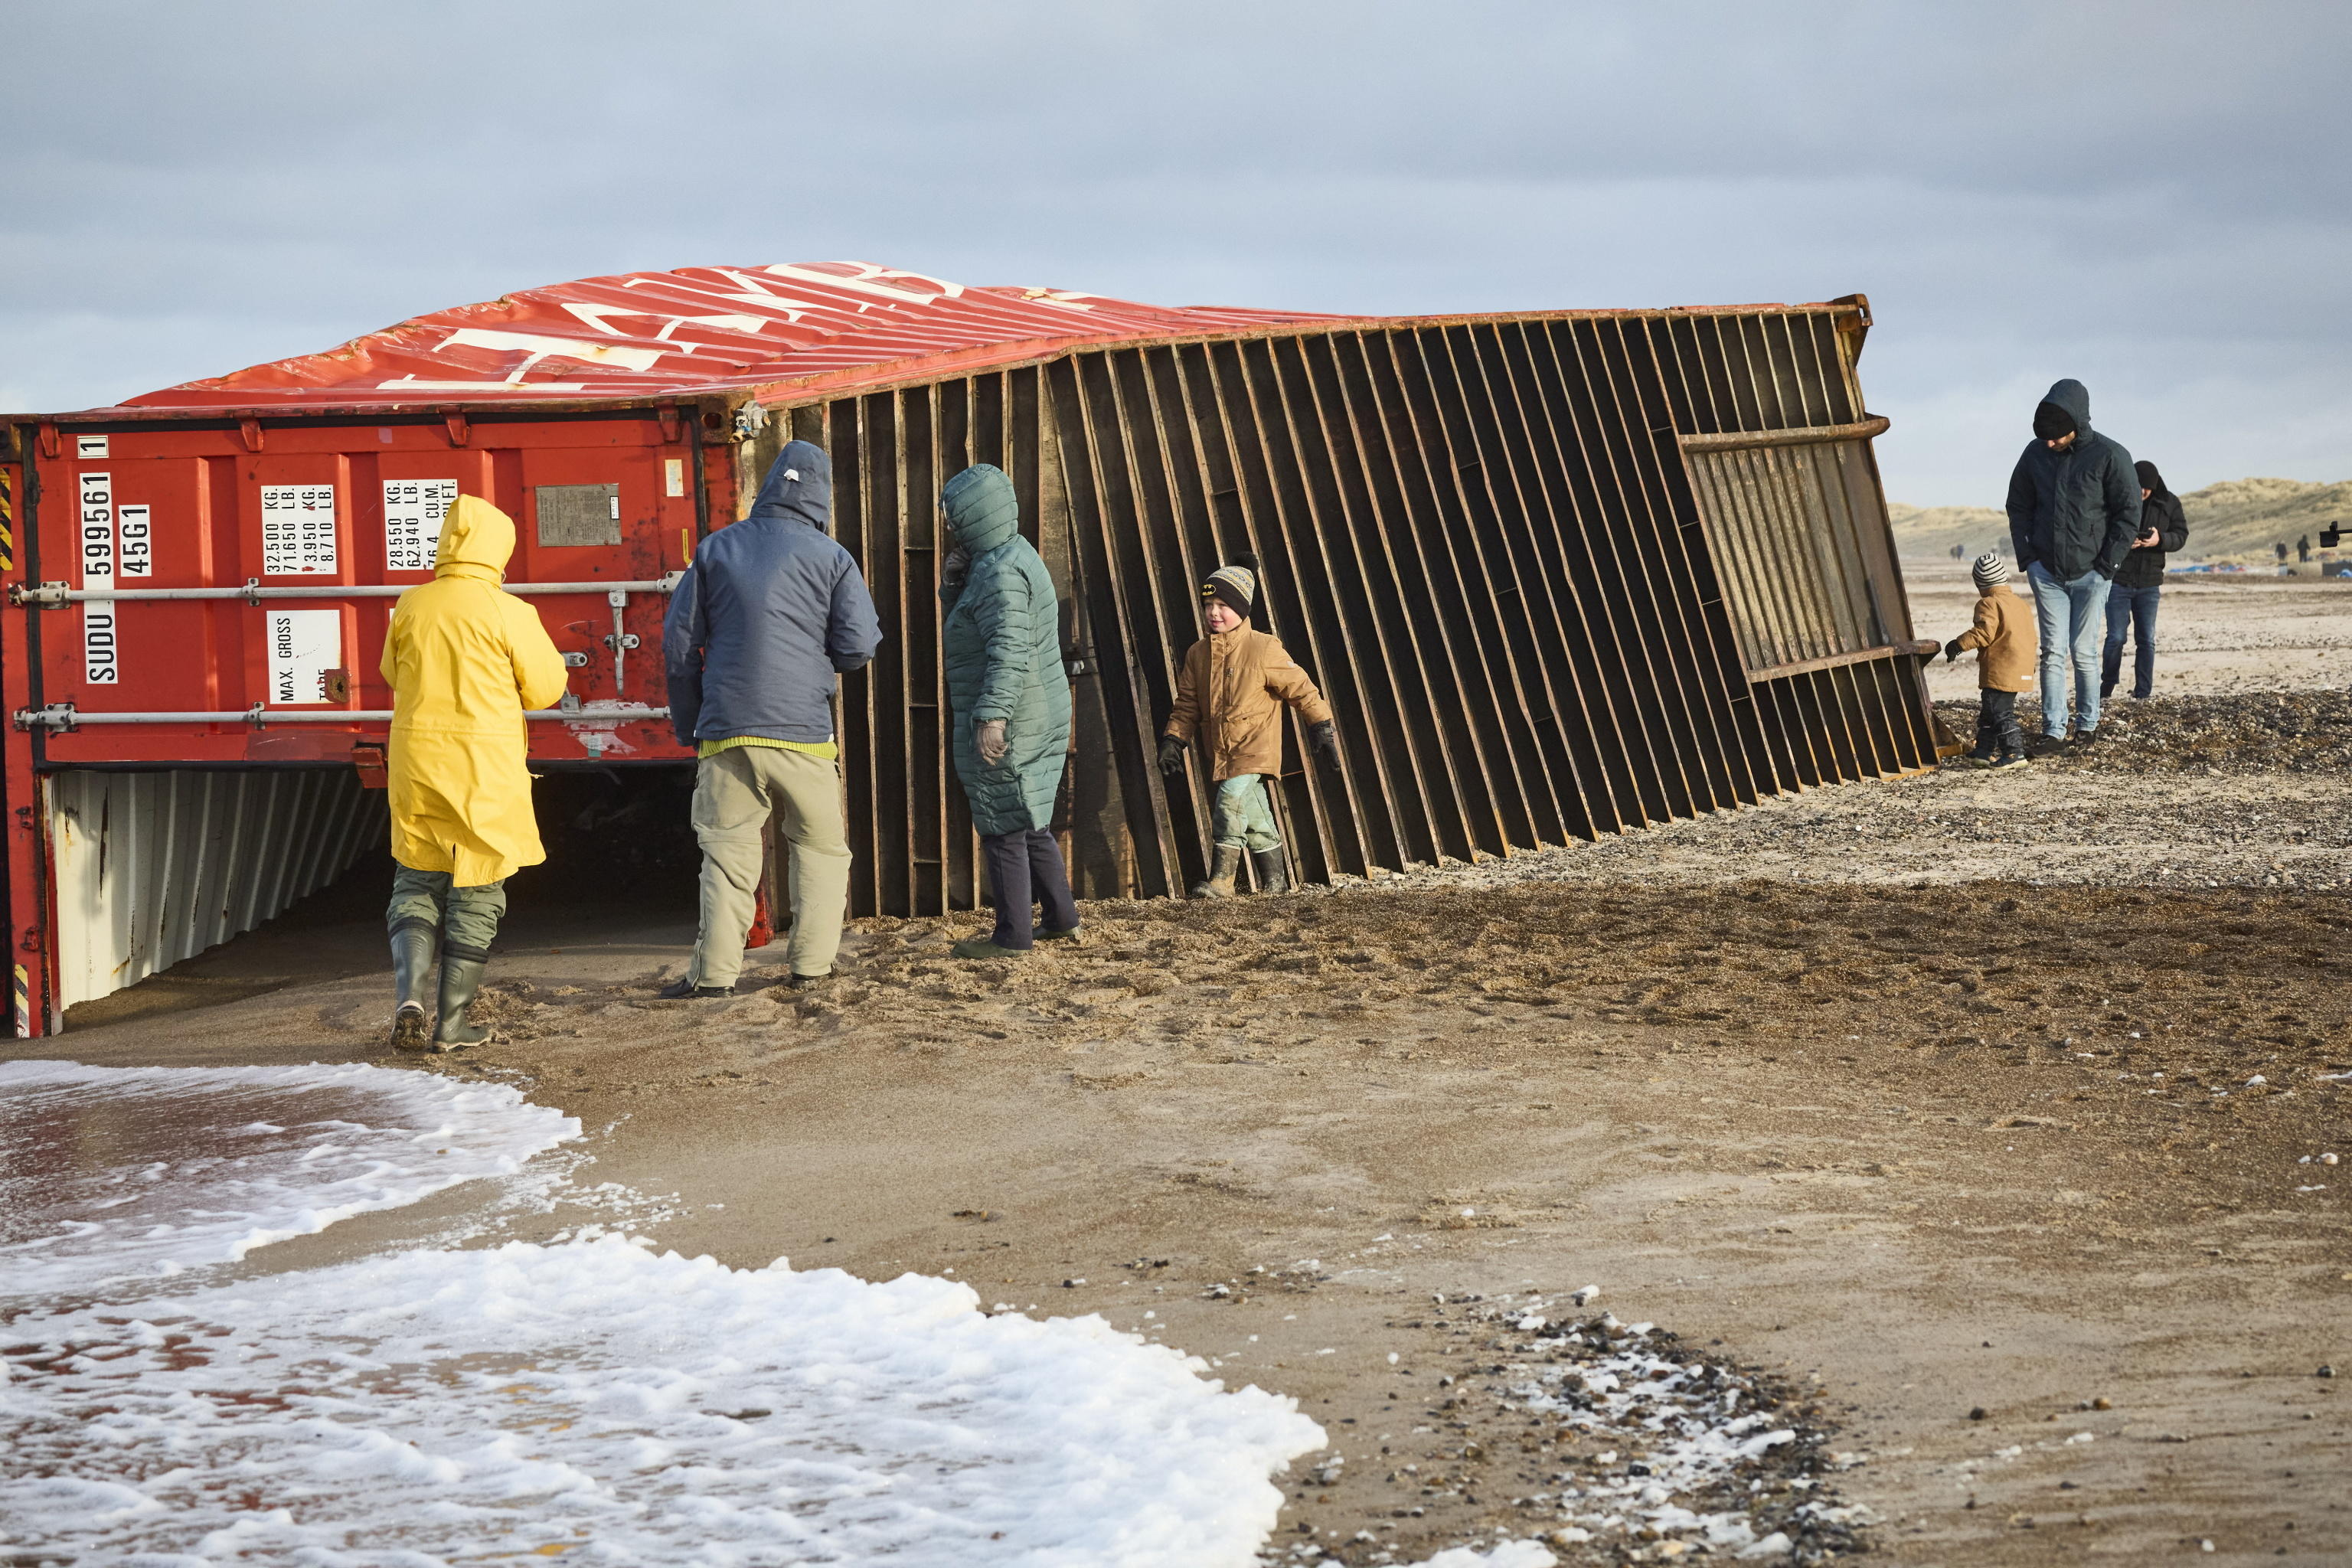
left=2102, top=459, right=2190, bottom=702
left=2004, top=378, right=2141, bottom=743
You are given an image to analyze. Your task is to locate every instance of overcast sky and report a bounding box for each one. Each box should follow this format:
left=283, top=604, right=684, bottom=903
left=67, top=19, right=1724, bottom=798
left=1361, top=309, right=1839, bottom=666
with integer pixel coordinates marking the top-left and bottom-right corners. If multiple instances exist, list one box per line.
left=4, top=0, right=2345, bottom=505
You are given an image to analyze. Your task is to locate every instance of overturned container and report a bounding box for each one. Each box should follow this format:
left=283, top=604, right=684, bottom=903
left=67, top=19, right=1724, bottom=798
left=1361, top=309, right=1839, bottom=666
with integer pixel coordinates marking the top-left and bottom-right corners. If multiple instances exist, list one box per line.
left=2, top=261, right=1941, bottom=1034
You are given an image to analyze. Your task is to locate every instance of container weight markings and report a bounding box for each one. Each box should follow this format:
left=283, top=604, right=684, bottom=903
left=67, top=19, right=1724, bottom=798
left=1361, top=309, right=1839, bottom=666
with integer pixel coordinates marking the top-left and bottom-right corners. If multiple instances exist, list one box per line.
left=384, top=479, right=456, bottom=572
left=260, top=484, right=337, bottom=576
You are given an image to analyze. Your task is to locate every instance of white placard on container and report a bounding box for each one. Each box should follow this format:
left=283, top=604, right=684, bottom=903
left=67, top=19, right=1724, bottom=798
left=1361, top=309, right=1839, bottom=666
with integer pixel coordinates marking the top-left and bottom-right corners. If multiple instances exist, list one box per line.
left=384, top=479, right=457, bottom=572
left=80, top=472, right=116, bottom=684
left=117, top=504, right=152, bottom=577
left=260, top=484, right=338, bottom=575
left=266, top=609, right=344, bottom=706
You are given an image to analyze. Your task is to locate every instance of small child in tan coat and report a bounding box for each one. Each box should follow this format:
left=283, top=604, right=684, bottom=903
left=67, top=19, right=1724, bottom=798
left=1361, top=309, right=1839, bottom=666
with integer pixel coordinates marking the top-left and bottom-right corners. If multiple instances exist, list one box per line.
left=1945, top=551, right=2037, bottom=769
left=1157, top=557, right=1339, bottom=897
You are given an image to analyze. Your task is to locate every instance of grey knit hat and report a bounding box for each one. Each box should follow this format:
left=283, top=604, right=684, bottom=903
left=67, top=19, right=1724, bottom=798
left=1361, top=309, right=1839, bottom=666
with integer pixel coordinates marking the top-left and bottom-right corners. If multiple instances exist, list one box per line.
left=1202, top=557, right=1259, bottom=620
left=1971, top=551, right=2012, bottom=590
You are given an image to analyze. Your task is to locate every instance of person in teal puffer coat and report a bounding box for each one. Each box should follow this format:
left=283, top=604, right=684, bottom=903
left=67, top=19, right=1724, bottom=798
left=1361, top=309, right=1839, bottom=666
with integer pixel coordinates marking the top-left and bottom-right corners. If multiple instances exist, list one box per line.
left=939, top=463, right=1078, bottom=959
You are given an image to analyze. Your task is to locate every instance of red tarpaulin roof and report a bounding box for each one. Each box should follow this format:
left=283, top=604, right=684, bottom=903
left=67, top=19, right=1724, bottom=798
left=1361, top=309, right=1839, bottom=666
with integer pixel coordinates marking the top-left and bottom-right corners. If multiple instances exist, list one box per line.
left=113, top=261, right=1348, bottom=414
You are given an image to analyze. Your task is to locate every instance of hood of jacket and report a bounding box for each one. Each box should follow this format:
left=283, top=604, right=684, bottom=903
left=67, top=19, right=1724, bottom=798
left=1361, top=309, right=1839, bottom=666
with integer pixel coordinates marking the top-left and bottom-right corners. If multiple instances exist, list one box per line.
left=2135, top=459, right=2167, bottom=496
left=435, top=495, right=514, bottom=581
left=746, top=440, right=832, bottom=531
left=942, top=463, right=1021, bottom=556
left=2040, top=378, right=2094, bottom=440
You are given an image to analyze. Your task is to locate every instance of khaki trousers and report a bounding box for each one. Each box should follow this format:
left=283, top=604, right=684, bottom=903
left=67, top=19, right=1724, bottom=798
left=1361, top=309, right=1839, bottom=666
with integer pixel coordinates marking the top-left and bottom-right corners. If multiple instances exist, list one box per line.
left=688, top=746, right=853, bottom=987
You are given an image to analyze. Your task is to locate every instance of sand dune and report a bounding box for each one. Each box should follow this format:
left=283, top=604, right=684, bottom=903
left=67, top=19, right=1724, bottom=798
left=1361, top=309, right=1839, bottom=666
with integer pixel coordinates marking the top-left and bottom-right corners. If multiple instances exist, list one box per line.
left=1890, top=476, right=2352, bottom=564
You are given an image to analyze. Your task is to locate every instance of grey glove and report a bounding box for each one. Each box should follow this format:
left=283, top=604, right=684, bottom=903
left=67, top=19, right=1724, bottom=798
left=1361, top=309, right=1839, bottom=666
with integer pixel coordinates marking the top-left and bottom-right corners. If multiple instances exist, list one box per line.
left=975, top=718, right=1008, bottom=766
left=1307, top=719, right=1340, bottom=763
left=1158, top=734, right=1187, bottom=775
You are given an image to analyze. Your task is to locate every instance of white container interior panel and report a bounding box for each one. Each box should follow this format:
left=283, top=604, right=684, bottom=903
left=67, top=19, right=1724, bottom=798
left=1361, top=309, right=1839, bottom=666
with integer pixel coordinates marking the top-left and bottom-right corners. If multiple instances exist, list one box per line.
left=49, top=769, right=384, bottom=1012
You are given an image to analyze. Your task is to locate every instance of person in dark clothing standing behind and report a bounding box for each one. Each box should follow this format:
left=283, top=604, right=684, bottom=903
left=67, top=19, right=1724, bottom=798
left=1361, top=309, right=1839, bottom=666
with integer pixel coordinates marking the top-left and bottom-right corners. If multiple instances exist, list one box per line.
left=2005, top=377, right=2141, bottom=749
left=2102, top=460, right=2189, bottom=704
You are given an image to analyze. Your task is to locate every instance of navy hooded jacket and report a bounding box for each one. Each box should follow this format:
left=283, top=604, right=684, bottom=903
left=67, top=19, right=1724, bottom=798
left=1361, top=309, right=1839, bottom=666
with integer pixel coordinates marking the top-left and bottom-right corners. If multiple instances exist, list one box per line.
left=662, top=443, right=881, bottom=747
left=2004, top=379, right=2142, bottom=582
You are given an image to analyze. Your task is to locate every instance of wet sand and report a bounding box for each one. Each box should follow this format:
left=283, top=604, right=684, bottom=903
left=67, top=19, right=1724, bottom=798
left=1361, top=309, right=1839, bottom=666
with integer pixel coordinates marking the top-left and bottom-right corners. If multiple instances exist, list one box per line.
left=19, top=876, right=2350, bottom=1561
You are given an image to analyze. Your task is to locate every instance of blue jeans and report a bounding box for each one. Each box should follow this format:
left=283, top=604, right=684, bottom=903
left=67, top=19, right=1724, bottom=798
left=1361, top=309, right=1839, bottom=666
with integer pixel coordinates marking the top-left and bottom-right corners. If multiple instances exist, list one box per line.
left=2027, top=561, right=2106, bottom=735
left=2102, top=583, right=2160, bottom=700
left=1212, top=775, right=1282, bottom=851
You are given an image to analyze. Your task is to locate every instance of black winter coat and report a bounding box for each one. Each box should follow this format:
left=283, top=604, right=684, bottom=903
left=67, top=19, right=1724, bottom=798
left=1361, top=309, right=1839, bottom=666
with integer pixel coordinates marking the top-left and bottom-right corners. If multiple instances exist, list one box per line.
left=2114, top=488, right=2188, bottom=590
left=2004, top=379, right=2141, bottom=582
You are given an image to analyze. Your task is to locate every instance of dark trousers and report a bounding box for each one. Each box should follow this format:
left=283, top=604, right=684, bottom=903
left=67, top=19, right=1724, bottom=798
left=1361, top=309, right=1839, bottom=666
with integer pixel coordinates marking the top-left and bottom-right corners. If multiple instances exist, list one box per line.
left=2102, top=583, right=2161, bottom=700
left=982, top=828, right=1079, bottom=950
left=1973, top=690, right=2026, bottom=759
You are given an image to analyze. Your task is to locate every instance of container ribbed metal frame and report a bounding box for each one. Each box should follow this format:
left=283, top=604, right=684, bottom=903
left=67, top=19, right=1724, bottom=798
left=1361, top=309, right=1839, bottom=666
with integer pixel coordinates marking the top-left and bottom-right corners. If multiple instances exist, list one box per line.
left=737, top=296, right=1939, bottom=916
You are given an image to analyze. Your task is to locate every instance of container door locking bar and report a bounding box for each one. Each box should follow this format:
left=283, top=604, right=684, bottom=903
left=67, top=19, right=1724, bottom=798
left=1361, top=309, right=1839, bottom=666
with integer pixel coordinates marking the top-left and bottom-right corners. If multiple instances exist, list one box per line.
left=14, top=701, right=669, bottom=732
left=603, top=589, right=641, bottom=695
left=8, top=573, right=683, bottom=606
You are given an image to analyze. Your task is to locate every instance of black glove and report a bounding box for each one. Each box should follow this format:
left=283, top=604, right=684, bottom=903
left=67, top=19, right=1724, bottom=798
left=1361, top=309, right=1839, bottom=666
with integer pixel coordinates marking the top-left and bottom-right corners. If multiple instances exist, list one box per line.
left=1307, top=720, right=1340, bottom=763
left=940, top=543, right=971, bottom=594
left=1944, top=639, right=1962, bottom=663
left=1157, top=734, right=1187, bottom=775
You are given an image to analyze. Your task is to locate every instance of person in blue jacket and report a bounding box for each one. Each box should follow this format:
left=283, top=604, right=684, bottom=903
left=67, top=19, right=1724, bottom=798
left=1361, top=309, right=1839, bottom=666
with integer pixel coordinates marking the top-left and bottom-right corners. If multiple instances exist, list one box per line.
left=659, top=442, right=880, bottom=997
left=2004, top=378, right=2141, bottom=749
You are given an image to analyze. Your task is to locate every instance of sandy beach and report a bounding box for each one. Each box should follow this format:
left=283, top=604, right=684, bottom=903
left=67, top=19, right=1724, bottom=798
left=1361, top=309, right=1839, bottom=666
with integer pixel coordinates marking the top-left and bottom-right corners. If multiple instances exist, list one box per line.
left=10, top=569, right=2350, bottom=1566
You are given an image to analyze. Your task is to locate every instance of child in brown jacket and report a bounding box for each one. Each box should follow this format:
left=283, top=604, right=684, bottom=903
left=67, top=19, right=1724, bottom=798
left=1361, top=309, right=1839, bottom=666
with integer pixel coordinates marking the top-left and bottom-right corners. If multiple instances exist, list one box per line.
left=1946, top=551, right=2037, bottom=769
left=1157, top=557, right=1340, bottom=896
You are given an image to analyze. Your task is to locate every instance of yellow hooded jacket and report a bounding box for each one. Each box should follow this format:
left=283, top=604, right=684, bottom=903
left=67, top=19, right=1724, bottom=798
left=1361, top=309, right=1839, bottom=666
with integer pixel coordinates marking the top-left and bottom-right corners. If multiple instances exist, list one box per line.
left=381, top=496, right=569, bottom=885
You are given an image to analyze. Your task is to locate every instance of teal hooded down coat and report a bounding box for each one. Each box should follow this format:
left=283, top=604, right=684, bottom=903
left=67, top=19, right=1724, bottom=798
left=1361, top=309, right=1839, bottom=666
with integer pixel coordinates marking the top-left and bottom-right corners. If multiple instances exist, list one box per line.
left=940, top=465, right=1071, bottom=835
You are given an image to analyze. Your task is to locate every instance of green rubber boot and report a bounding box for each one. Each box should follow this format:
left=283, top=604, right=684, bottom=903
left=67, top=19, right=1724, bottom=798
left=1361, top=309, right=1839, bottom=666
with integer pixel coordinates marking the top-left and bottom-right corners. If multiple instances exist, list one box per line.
left=1191, top=844, right=1242, bottom=899
left=388, top=919, right=436, bottom=1054
left=433, top=947, right=492, bottom=1048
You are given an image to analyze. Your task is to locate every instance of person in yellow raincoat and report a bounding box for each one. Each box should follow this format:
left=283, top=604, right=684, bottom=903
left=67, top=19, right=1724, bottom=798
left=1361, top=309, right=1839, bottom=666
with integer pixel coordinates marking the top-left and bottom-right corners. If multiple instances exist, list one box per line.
left=380, top=495, right=568, bottom=1051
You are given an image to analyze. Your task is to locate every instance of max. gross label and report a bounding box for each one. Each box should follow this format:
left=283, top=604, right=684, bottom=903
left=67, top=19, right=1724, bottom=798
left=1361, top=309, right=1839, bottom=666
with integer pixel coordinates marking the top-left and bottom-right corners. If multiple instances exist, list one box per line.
left=266, top=609, right=342, bottom=706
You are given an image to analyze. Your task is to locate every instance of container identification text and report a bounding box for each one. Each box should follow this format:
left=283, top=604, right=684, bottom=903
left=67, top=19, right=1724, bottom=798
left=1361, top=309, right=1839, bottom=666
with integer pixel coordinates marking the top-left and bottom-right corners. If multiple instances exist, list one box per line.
left=79, top=472, right=116, bottom=684
left=117, top=505, right=152, bottom=577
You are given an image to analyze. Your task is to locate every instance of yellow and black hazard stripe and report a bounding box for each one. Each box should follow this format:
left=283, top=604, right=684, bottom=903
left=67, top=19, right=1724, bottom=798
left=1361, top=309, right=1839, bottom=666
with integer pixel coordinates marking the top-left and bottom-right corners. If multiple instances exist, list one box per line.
left=0, top=464, right=14, bottom=573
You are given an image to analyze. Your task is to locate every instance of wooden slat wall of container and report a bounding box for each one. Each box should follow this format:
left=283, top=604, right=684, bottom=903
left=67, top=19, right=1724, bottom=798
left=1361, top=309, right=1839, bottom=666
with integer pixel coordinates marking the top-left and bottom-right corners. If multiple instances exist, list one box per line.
left=745, top=304, right=1936, bottom=919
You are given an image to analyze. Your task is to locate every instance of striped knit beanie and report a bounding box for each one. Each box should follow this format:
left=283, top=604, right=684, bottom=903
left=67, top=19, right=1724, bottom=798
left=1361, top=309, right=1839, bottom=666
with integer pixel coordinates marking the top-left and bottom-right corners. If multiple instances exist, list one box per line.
left=1971, top=551, right=2011, bottom=590
left=1202, top=556, right=1259, bottom=620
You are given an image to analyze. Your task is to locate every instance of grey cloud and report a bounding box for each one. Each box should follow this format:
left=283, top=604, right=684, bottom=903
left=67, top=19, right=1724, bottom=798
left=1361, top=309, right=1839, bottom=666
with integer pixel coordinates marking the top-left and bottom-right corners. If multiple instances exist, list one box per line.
left=3, top=0, right=2347, bottom=503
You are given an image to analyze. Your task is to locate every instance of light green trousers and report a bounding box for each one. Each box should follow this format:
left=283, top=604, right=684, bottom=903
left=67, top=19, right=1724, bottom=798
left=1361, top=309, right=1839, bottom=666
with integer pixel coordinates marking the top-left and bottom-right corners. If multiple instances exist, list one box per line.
left=688, top=746, right=853, bottom=987
left=1212, top=774, right=1282, bottom=851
